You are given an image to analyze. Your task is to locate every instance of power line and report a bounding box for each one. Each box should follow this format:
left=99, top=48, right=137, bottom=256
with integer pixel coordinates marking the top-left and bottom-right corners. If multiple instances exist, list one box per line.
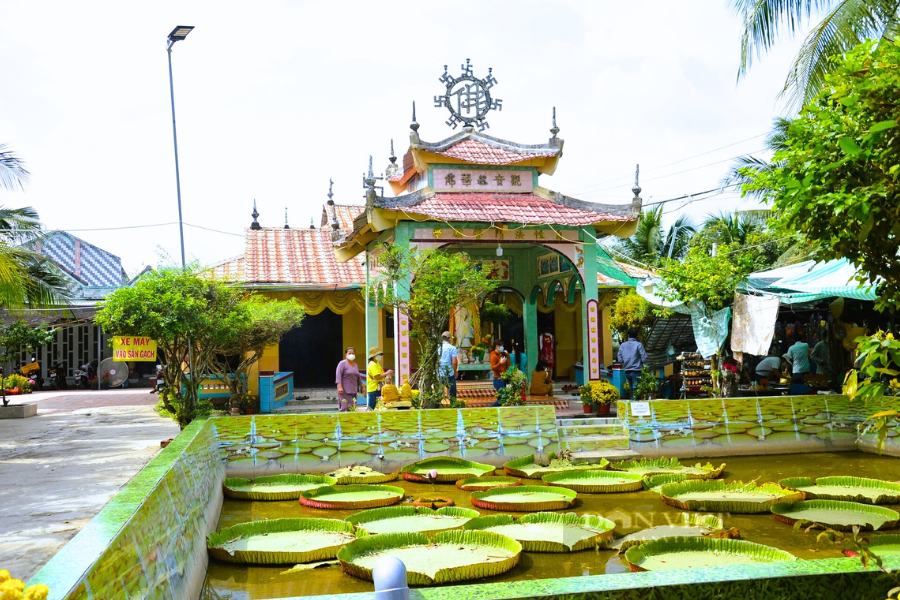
left=48, top=221, right=245, bottom=238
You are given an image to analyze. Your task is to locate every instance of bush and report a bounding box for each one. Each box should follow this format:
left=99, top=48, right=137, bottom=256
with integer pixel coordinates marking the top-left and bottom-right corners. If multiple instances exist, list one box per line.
left=579, top=380, right=620, bottom=405
left=498, top=368, right=527, bottom=406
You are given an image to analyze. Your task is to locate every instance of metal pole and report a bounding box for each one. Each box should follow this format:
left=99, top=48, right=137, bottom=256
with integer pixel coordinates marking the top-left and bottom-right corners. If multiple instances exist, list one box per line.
left=167, top=42, right=187, bottom=269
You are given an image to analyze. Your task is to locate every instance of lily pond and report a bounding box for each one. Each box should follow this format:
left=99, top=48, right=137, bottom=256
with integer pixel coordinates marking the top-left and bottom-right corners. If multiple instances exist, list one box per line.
left=201, top=451, right=900, bottom=598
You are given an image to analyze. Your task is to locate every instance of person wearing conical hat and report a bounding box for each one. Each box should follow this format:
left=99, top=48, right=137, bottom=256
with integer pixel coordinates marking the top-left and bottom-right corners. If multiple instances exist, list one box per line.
left=366, top=346, right=393, bottom=411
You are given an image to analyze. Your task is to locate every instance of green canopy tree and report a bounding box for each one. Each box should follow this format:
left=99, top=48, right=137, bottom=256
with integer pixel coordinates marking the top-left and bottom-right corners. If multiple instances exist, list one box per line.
left=369, top=245, right=498, bottom=408
left=0, top=320, right=56, bottom=405
left=617, top=205, right=695, bottom=266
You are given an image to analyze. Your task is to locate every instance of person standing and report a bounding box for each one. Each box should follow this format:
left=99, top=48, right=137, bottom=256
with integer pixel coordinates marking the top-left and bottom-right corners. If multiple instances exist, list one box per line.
left=366, top=347, right=393, bottom=410
left=539, top=329, right=557, bottom=377
left=438, top=331, right=459, bottom=399
left=810, top=336, right=831, bottom=376
left=489, top=340, right=510, bottom=407
left=335, top=347, right=360, bottom=412
left=784, top=337, right=812, bottom=383
left=617, top=327, right=646, bottom=399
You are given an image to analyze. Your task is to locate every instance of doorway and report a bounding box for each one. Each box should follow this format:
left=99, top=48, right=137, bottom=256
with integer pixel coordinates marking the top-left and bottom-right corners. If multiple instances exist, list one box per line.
left=279, top=310, right=343, bottom=387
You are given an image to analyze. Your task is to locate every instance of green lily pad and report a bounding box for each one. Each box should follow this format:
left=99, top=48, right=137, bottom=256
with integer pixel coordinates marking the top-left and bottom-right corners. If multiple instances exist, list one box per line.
left=346, top=506, right=479, bottom=536
left=300, top=485, right=405, bottom=510
left=542, top=470, right=644, bottom=493
left=207, top=518, right=356, bottom=564
left=401, top=457, right=494, bottom=482
left=223, top=474, right=336, bottom=500
left=779, top=476, right=900, bottom=504
left=470, top=485, right=577, bottom=512
left=772, top=499, right=900, bottom=531
left=464, top=512, right=615, bottom=552
left=624, top=537, right=795, bottom=572
left=661, top=480, right=803, bottom=514
left=503, top=454, right=608, bottom=479
left=611, top=513, right=726, bottom=551
left=611, top=457, right=725, bottom=480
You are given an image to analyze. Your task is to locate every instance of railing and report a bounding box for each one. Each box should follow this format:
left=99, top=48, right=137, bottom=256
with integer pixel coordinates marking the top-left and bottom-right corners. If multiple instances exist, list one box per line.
left=259, top=371, right=294, bottom=413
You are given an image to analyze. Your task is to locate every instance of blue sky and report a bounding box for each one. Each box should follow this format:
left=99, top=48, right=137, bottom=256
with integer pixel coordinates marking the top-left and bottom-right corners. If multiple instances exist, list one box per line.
left=0, top=1, right=807, bottom=274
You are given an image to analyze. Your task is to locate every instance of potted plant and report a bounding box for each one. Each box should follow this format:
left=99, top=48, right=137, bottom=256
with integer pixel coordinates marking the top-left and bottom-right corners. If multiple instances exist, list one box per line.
left=634, top=366, right=660, bottom=400
left=579, top=381, right=620, bottom=414
left=497, top=368, right=527, bottom=406
left=240, top=393, right=260, bottom=415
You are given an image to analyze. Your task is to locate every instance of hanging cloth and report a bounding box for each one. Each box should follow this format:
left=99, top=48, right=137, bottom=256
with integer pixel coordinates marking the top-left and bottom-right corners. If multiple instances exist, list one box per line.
left=689, top=302, right=732, bottom=359
left=730, top=293, right=780, bottom=357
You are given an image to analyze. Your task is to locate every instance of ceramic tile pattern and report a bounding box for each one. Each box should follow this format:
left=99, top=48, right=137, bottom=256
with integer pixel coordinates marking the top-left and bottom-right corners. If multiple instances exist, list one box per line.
left=432, top=138, right=555, bottom=165
left=238, top=228, right=366, bottom=286
left=395, top=193, right=632, bottom=227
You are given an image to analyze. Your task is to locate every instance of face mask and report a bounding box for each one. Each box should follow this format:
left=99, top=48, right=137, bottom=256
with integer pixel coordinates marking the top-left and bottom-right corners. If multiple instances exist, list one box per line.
left=346, top=354, right=356, bottom=361
left=498, top=346, right=504, bottom=353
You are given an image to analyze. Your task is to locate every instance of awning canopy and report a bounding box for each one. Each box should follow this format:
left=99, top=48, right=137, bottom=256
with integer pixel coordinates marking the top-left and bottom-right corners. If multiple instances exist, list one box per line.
left=741, top=258, right=878, bottom=305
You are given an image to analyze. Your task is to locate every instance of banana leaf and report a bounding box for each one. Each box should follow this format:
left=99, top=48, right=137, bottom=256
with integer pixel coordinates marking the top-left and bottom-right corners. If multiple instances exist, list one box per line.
left=642, top=473, right=689, bottom=492
left=541, top=470, right=644, bottom=493
left=456, top=476, right=522, bottom=491
left=660, top=480, right=803, bottom=514
left=623, top=536, right=796, bottom=572
left=299, top=485, right=405, bottom=510
left=503, top=454, right=608, bottom=479
left=470, top=485, right=577, bottom=512
left=464, top=511, right=615, bottom=552
left=778, top=476, right=900, bottom=505
left=207, top=518, right=356, bottom=564
left=223, top=474, right=337, bottom=501
left=611, top=457, right=725, bottom=480
left=401, top=457, right=494, bottom=482
left=611, top=513, right=726, bottom=551
left=345, top=506, right=480, bottom=536
left=771, top=499, right=900, bottom=531
left=324, top=466, right=399, bottom=485
left=337, top=529, right=522, bottom=585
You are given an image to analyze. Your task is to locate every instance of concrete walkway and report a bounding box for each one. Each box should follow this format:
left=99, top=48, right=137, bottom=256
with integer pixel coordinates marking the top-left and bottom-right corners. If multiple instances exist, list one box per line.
left=0, top=390, right=179, bottom=580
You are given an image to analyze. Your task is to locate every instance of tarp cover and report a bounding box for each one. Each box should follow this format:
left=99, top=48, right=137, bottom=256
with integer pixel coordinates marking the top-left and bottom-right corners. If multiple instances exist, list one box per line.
left=731, top=293, right=780, bottom=357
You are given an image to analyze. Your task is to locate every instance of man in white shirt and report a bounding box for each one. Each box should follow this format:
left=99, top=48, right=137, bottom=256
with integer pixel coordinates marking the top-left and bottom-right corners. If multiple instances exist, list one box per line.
left=784, top=338, right=811, bottom=383
left=755, top=354, right=782, bottom=380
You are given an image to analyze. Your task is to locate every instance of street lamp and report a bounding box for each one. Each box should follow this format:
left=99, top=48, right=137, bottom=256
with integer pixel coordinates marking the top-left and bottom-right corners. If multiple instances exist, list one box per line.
left=166, top=25, right=194, bottom=268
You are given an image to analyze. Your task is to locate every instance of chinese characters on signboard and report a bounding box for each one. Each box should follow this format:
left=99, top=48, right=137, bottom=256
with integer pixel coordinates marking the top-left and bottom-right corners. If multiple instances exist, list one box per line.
left=433, top=168, right=534, bottom=193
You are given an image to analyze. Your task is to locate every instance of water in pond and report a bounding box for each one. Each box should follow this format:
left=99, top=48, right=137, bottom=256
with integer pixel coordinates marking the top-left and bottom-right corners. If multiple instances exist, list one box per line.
left=202, top=452, right=900, bottom=598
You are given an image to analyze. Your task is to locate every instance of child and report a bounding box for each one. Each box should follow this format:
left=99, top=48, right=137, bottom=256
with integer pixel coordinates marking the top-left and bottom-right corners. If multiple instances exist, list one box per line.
left=381, top=374, right=400, bottom=404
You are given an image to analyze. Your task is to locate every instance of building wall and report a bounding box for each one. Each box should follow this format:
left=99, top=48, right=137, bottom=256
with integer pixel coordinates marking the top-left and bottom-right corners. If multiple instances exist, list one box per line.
left=342, top=307, right=367, bottom=368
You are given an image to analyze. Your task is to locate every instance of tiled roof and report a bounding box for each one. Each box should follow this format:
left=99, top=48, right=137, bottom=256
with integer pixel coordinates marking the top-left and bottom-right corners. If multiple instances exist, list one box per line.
left=433, top=138, right=549, bottom=165
left=320, top=203, right=364, bottom=231
left=385, top=193, right=633, bottom=226
left=215, top=229, right=364, bottom=287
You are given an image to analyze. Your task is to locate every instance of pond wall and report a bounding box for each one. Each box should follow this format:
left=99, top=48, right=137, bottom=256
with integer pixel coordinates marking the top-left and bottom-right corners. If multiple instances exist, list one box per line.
left=27, top=399, right=900, bottom=600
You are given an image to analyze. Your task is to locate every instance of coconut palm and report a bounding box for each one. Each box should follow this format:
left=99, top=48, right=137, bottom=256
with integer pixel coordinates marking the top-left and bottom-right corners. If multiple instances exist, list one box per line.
left=618, top=206, right=696, bottom=266
left=0, top=144, right=30, bottom=192
left=733, top=0, right=900, bottom=109
left=721, top=117, right=793, bottom=199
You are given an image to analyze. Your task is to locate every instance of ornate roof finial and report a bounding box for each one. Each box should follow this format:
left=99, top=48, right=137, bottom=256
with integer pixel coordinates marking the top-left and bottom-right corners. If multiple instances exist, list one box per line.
left=284, top=207, right=290, bottom=229
left=410, top=101, right=419, bottom=132
left=326, top=177, right=334, bottom=205
left=550, top=106, right=559, bottom=138
left=309, top=217, right=315, bottom=230
left=389, top=139, right=396, bottom=165
left=250, top=199, right=261, bottom=230
left=632, top=164, right=642, bottom=198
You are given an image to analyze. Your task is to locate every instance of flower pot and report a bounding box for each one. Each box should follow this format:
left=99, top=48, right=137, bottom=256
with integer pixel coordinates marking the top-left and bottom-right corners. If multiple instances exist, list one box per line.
left=582, top=402, right=595, bottom=414
left=244, top=408, right=255, bottom=415
left=230, top=407, right=240, bottom=416
left=596, top=403, right=611, bottom=415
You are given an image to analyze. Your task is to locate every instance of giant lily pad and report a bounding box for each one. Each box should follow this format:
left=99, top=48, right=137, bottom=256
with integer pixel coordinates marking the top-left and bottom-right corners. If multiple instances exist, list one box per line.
left=542, top=470, right=644, bottom=493
left=470, top=485, right=577, bottom=512
left=223, top=474, right=336, bottom=501
left=611, top=457, right=725, bottom=480
left=844, top=534, right=900, bottom=557
left=779, top=476, right=900, bottom=505
left=610, top=513, right=727, bottom=551
left=456, top=476, right=522, bottom=491
left=503, top=454, right=608, bottom=479
left=771, top=500, right=900, bottom=532
left=346, top=506, right=480, bottom=536
left=338, top=530, right=522, bottom=585
left=207, top=518, right=356, bottom=564
left=401, top=457, right=494, bottom=483
left=623, top=537, right=795, bottom=572
left=642, top=473, right=689, bottom=492
left=464, top=512, right=614, bottom=552
left=324, top=466, right=399, bottom=485
left=660, top=480, right=803, bottom=514
left=300, top=485, right=405, bottom=510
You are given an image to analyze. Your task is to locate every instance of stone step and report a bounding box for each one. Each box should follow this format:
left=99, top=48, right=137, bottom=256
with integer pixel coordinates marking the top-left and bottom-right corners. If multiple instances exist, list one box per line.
left=274, top=401, right=339, bottom=414
left=558, top=424, right=625, bottom=437
left=557, top=417, right=621, bottom=427
left=571, top=449, right=641, bottom=462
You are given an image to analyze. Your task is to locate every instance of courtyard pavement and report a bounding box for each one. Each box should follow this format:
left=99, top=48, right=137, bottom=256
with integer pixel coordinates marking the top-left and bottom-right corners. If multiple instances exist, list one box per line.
left=0, top=389, right=179, bottom=580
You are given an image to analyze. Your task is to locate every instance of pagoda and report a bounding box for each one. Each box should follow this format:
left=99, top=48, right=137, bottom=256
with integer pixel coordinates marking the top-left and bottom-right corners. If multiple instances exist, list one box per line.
left=336, top=61, right=640, bottom=387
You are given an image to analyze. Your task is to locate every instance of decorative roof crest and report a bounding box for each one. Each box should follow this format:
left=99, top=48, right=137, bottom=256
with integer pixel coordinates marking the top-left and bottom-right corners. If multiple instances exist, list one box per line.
left=433, top=59, right=502, bottom=132
left=250, top=199, right=261, bottom=230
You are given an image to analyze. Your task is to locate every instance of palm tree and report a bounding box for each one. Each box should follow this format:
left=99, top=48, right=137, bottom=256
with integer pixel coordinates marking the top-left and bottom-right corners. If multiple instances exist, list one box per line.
left=617, top=206, right=696, bottom=266
left=733, top=0, right=900, bottom=109
left=721, top=117, right=792, bottom=199
left=0, top=144, right=30, bottom=192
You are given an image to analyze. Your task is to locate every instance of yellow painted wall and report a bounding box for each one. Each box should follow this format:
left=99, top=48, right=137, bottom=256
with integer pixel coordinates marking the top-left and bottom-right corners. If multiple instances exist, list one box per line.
left=248, top=344, right=280, bottom=395
left=381, top=309, right=396, bottom=372
left=601, top=308, right=614, bottom=366
left=342, top=306, right=367, bottom=368
left=553, top=303, right=578, bottom=379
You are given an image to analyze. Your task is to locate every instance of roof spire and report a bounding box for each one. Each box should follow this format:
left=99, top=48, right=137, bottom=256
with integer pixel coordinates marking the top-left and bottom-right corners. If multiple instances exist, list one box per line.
left=550, top=106, right=559, bottom=138
left=410, top=101, right=419, bottom=132
left=389, top=139, right=396, bottom=165
left=250, top=200, right=261, bottom=230
left=309, top=217, right=315, bottom=230
left=327, top=178, right=339, bottom=230
left=284, top=207, right=290, bottom=229
left=326, top=177, right=334, bottom=205
left=632, top=164, right=641, bottom=198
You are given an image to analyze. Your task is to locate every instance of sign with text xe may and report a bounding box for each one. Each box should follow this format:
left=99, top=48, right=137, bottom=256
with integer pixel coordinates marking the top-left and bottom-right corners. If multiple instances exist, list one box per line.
left=112, top=336, right=157, bottom=362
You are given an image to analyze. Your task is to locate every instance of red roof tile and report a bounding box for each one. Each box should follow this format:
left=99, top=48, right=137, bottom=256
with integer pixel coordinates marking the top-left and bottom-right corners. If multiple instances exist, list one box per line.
left=320, top=203, right=364, bottom=231
left=388, top=193, right=632, bottom=226
left=433, top=138, right=550, bottom=165
left=222, top=228, right=365, bottom=287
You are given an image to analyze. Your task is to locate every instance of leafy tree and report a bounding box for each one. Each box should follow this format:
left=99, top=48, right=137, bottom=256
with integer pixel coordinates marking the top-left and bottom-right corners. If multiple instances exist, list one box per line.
left=369, top=246, right=498, bottom=408
left=0, top=144, right=29, bottom=192
left=609, top=290, right=655, bottom=342
left=743, top=39, right=900, bottom=311
left=618, top=205, right=695, bottom=266
left=206, top=295, right=305, bottom=404
left=733, top=0, right=900, bottom=108
left=656, top=245, right=755, bottom=312
left=96, top=267, right=243, bottom=428
left=690, top=211, right=802, bottom=271
left=722, top=117, right=793, bottom=198
left=0, top=320, right=55, bottom=405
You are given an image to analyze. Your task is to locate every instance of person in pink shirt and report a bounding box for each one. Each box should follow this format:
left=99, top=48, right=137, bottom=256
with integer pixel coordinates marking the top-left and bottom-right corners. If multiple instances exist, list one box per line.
left=335, top=347, right=360, bottom=412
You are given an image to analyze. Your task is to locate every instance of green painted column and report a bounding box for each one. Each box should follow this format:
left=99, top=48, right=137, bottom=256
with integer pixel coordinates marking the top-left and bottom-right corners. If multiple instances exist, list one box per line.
left=580, top=230, right=601, bottom=381
left=523, top=293, right=538, bottom=383
left=393, top=223, right=413, bottom=385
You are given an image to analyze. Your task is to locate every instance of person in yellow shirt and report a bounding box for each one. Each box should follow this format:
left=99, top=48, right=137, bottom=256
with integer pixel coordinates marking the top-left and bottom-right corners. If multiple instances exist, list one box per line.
left=399, top=379, right=413, bottom=402
left=529, top=360, right=554, bottom=397
left=381, top=374, right=400, bottom=404
left=366, top=347, right=393, bottom=410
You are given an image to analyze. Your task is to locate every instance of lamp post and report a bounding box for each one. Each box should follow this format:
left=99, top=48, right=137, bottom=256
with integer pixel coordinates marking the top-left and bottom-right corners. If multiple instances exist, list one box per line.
left=166, top=25, right=194, bottom=269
